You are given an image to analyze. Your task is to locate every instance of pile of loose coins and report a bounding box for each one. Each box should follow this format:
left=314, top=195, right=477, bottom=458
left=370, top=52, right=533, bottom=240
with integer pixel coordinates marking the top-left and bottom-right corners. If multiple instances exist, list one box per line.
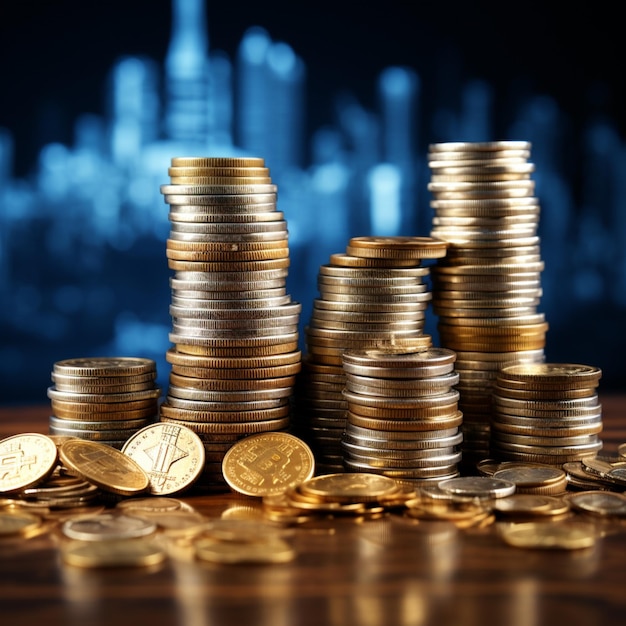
left=490, top=363, right=604, bottom=465
left=427, top=141, right=547, bottom=467
left=340, top=344, right=463, bottom=483
left=47, top=357, right=161, bottom=448
left=296, top=235, right=447, bottom=473
left=159, top=157, right=302, bottom=491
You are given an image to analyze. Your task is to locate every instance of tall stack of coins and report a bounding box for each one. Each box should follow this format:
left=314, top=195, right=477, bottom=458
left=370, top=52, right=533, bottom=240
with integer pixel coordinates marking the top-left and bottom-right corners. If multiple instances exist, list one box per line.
left=159, top=157, right=301, bottom=491
left=340, top=346, right=463, bottom=484
left=295, top=236, right=447, bottom=474
left=427, top=141, right=547, bottom=470
left=47, top=357, right=161, bottom=448
left=490, top=363, right=603, bottom=465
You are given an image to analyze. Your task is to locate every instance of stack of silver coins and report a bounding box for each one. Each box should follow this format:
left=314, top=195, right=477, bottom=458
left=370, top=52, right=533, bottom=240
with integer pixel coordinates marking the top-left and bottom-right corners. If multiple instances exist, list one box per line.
left=427, top=141, right=547, bottom=470
left=340, top=346, right=463, bottom=484
left=491, top=363, right=603, bottom=465
left=159, top=157, right=301, bottom=491
left=47, top=357, right=161, bottom=448
left=296, top=236, right=447, bottom=474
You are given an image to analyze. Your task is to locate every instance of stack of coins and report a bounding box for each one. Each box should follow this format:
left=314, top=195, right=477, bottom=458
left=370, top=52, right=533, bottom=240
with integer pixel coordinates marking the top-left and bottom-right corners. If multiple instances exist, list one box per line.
left=296, top=236, right=447, bottom=474
left=490, top=363, right=603, bottom=465
left=340, top=345, right=463, bottom=484
left=47, top=357, right=161, bottom=448
left=427, top=141, right=547, bottom=469
left=159, top=157, right=301, bottom=491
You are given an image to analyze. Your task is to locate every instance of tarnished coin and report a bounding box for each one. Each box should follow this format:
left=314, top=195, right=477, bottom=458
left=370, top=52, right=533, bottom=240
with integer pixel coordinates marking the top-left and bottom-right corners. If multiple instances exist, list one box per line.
left=499, top=521, right=596, bottom=550
left=121, top=423, right=206, bottom=495
left=59, top=439, right=150, bottom=496
left=221, top=432, right=315, bottom=496
left=0, top=433, right=59, bottom=494
left=62, top=512, right=157, bottom=541
left=61, top=537, right=166, bottom=568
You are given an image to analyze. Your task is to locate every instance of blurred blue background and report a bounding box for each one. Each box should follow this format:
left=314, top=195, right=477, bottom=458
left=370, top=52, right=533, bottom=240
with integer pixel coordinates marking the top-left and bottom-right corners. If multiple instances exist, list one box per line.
left=0, top=0, right=624, bottom=405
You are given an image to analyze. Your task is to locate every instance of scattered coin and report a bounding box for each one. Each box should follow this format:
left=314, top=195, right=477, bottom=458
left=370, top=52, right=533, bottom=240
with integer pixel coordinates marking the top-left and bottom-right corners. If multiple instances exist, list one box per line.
left=499, top=521, right=596, bottom=550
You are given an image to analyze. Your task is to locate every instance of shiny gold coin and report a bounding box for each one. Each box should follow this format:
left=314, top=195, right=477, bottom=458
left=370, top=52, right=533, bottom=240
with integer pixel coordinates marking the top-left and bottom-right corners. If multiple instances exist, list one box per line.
left=346, top=236, right=448, bottom=260
left=170, top=156, right=265, bottom=168
left=169, top=176, right=272, bottom=185
left=167, top=257, right=291, bottom=272
left=497, top=363, right=602, bottom=387
left=168, top=166, right=270, bottom=177
left=121, top=423, right=206, bottom=495
left=492, top=494, right=570, bottom=517
left=61, top=537, right=166, bottom=568
left=160, top=183, right=277, bottom=196
left=328, top=253, right=422, bottom=268
left=59, top=439, right=150, bottom=496
left=298, top=472, right=400, bottom=503
left=221, top=432, right=315, bottom=496
left=0, top=433, right=59, bottom=494
left=164, top=193, right=277, bottom=206
left=498, top=521, right=596, bottom=550
left=53, top=356, right=156, bottom=378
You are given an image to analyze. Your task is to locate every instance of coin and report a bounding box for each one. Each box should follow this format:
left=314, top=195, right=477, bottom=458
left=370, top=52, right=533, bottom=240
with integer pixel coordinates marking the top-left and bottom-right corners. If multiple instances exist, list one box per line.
left=0, top=510, right=42, bottom=536
left=0, top=433, right=59, bottom=494
left=297, top=472, right=400, bottom=503
left=499, top=521, right=596, bottom=550
left=58, top=439, right=150, bottom=496
left=221, top=432, right=315, bottom=496
left=194, top=536, right=296, bottom=564
left=61, top=537, right=166, bottom=568
left=121, top=423, right=206, bottom=495
left=437, top=476, right=516, bottom=498
left=61, top=512, right=157, bottom=541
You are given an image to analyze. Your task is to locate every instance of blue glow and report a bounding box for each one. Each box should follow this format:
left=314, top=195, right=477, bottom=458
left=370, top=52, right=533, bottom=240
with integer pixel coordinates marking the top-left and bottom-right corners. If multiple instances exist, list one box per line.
left=0, top=0, right=624, bottom=404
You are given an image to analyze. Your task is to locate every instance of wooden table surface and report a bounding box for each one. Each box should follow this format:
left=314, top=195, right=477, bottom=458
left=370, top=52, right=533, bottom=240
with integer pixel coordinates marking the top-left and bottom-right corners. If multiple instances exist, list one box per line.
left=2, top=396, right=626, bottom=626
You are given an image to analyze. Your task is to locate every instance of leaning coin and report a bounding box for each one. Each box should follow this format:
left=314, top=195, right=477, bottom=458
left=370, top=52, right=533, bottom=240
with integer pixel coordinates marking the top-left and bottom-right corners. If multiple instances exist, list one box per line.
left=58, top=439, right=150, bottom=496
left=222, top=432, right=315, bottom=497
left=121, top=422, right=205, bottom=495
left=499, top=521, right=596, bottom=550
left=61, top=538, right=166, bottom=568
left=0, top=433, right=58, bottom=494
left=61, top=512, right=157, bottom=541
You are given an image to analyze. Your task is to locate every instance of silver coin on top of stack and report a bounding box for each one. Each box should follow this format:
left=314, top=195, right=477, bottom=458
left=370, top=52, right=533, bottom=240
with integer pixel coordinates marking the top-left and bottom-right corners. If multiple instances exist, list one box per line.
left=427, top=141, right=548, bottom=471
left=159, top=157, right=302, bottom=492
left=296, top=236, right=448, bottom=474
left=47, top=357, right=161, bottom=449
left=490, top=363, right=603, bottom=466
left=340, top=345, right=463, bottom=484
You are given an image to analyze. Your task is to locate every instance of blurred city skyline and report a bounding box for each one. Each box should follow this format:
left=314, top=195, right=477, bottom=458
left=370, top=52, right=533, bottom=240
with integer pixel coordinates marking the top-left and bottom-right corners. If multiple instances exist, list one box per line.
left=0, top=0, right=624, bottom=405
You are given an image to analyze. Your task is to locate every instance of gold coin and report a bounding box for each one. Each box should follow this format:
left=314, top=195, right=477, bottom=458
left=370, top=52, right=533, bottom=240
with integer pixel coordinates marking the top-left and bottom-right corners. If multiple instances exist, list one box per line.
left=61, top=537, right=166, bottom=568
left=160, top=183, right=277, bottom=196
left=346, top=236, right=448, bottom=260
left=0, top=510, right=42, bottom=535
left=170, top=156, right=265, bottom=167
left=499, top=521, right=596, bottom=549
left=0, top=433, right=59, bottom=494
left=164, top=193, right=276, bottom=206
left=194, top=537, right=296, bottom=564
left=298, top=472, right=400, bottom=503
left=59, top=439, right=150, bottom=496
left=121, top=423, right=206, bottom=496
left=221, top=432, right=315, bottom=496
left=169, top=176, right=272, bottom=185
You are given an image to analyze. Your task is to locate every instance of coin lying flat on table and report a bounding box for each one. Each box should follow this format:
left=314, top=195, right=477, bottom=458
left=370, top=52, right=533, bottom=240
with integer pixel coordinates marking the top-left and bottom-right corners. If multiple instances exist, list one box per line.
left=61, top=538, right=166, bottom=568
left=499, top=521, right=597, bottom=550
